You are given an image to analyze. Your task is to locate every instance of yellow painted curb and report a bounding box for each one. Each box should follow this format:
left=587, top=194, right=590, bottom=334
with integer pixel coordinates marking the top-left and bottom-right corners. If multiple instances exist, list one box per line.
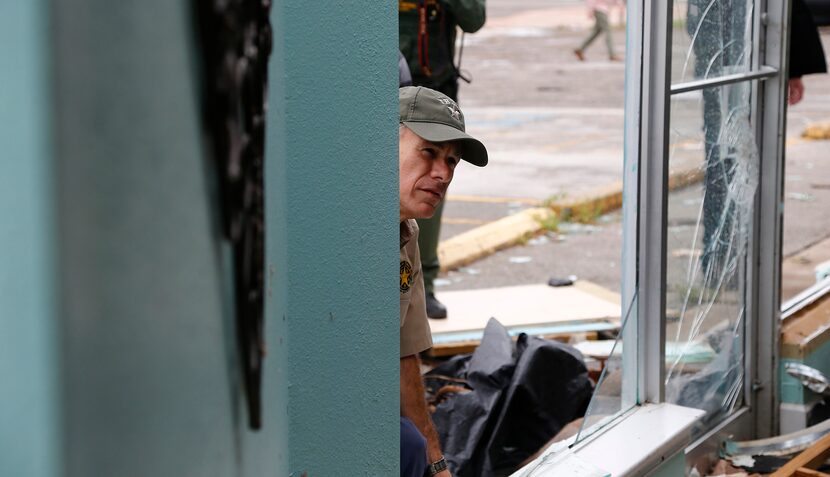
left=548, top=181, right=624, bottom=220
left=438, top=166, right=704, bottom=273
left=802, top=122, right=830, bottom=140
left=438, top=207, right=556, bottom=272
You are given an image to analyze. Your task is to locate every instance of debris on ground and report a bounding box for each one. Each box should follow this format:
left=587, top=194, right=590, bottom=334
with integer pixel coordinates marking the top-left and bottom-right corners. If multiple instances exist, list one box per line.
left=785, top=362, right=830, bottom=397
left=698, top=458, right=760, bottom=477
left=458, top=267, right=482, bottom=276
left=802, top=122, right=830, bottom=140
left=548, top=275, right=577, bottom=287
left=527, top=235, right=550, bottom=246
left=434, top=278, right=454, bottom=287
left=815, top=260, right=830, bottom=282
left=424, top=318, right=593, bottom=477
left=509, top=256, right=533, bottom=264
left=558, top=223, right=602, bottom=235
left=787, top=192, right=815, bottom=202
left=722, top=418, right=830, bottom=474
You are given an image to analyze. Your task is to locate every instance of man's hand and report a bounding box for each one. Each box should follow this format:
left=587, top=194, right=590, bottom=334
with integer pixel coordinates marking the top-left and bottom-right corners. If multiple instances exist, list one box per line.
left=789, top=77, right=805, bottom=105
left=401, top=354, right=453, bottom=477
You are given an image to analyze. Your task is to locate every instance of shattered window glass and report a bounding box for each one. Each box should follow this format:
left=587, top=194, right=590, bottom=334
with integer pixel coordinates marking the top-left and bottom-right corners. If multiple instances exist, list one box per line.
left=571, top=290, right=638, bottom=445
left=520, top=2, right=763, bottom=466
left=568, top=0, right=760, bottom=448
left=664, top=80, right=758, bottom=434
left=671, top=0, right=755, bottom=84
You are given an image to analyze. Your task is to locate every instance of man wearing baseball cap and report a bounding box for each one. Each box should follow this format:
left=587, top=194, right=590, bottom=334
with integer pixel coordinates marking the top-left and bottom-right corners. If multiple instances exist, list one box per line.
left=399, top=86, right=487, bottom=477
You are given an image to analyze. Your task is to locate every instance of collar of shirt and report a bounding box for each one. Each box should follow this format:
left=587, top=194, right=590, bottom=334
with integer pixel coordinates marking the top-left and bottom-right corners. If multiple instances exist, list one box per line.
left=400, top=219, right=417, bottom=248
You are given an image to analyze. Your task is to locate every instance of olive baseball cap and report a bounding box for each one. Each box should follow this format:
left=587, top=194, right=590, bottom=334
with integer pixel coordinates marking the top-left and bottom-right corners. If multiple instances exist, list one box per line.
left=399, top=86, right=488, bottom=167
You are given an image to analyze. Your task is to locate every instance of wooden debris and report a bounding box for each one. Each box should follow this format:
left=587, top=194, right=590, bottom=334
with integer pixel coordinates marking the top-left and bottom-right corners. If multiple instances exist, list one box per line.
left=793, top=468, right=830, bottom=477
left=770, top=431, right=830, bottom=476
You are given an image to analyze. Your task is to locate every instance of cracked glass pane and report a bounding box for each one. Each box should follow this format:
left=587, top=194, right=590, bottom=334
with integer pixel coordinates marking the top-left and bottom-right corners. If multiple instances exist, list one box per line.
left=664, top=80, right=758, bottom=435
left=672, top=0, right=755, bottom=84
left=571, top=290, right=638, bottom=446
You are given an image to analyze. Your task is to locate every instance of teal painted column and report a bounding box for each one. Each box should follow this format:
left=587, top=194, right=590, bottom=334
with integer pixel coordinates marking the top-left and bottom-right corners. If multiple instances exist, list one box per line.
left=267, top=1, right=399, bottom=475
left=51, top=0, right=285, bottom=475
left=648, top=452, right=686, bottom=477
left=1, top=0, right=397, bottom=474
left=0, top=0, right=60, bottom=476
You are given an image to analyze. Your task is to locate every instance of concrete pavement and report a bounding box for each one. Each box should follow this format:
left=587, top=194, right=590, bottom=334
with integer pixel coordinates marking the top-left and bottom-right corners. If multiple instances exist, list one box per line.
left=431, top=0, right=830, bottom=305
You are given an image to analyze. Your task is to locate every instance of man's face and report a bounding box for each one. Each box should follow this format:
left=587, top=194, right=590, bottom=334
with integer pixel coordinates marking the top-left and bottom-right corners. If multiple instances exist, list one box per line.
left=399, top=126, right=462, bottom=221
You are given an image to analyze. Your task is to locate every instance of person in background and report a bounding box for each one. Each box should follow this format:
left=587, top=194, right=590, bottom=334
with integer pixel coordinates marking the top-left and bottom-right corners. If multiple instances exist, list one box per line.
left=400, top=50, right=413, bottom=88
left=574, top=0, right=624, bottom=62
left=788, top=0, right=827, bottom=105
left=399, top=0, right=486, bottom=319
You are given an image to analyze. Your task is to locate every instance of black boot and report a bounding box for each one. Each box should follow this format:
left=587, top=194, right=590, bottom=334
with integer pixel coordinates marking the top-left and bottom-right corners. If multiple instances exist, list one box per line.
left=425, top=292, right=448, bottom=319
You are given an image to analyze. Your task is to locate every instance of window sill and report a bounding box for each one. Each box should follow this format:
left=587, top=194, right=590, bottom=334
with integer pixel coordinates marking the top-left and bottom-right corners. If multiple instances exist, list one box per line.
left=512, top=403, right=705, bottom=477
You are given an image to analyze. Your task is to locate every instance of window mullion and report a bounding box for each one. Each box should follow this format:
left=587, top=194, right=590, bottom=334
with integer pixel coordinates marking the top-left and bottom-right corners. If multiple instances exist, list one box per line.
left=754, top=0, right=790, bottom=438
left=637, top=0, right=673, bottom=404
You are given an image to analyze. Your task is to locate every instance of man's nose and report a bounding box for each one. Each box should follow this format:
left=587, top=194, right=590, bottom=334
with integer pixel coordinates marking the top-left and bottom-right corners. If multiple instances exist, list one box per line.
left=432, top=158, right=452, bottom=184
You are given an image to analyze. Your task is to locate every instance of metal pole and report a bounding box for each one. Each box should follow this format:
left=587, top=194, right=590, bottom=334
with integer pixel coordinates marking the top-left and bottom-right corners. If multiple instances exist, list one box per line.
left=637, top=0, right=673, bottom=404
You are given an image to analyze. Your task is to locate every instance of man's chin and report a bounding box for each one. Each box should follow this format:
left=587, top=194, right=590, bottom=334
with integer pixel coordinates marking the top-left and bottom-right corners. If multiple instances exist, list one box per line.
left=415, top=204, right=438, bottom=220
left=401, top=201, right=440, bottom=221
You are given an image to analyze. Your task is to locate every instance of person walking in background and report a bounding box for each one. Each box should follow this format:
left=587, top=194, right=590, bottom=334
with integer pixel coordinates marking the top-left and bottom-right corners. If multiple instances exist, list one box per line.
left=574, top=0, right=623, bottom=62
left=399, top=0, right=486, bottom=319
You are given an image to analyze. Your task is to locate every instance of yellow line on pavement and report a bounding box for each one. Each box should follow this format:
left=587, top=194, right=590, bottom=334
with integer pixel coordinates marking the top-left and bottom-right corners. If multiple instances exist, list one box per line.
left=541, top=134, right=610, bottom=151
left=442, top=218, right=491, bottom=225
left=446, top=194, right=541, bottom=205
left=786, top=136, right=805, bottom=147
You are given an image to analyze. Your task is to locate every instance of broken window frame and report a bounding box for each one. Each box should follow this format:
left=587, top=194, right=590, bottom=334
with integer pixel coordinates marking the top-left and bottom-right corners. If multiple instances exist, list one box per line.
left=514, top=0, right=792, bottom=473
left=629, top=0, right=789, bottom=448
left=633, top=0, right=792, bottom=462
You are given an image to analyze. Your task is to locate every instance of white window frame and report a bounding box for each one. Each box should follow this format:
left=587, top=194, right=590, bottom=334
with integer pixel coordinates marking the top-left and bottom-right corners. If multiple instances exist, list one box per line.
left=513, top=0, right=791, bottom=474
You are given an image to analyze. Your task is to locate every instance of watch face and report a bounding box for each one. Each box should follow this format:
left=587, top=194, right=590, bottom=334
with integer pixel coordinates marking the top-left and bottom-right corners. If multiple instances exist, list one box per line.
left=429, top=458, right=448, bottom=474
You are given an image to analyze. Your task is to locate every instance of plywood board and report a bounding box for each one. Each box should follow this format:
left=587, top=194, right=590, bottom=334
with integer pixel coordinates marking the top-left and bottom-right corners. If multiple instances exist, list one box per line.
left=782, top=236, right=830, bottom=303
left=782, top=298, right=830, bottom=358
left=428, top=281, right=620, bottom=335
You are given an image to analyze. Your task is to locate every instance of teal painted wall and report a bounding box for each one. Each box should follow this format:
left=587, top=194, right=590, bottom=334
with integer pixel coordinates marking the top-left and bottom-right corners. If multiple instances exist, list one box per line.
left=649, top=452, right=686, bottom=477
left=780, top=339, right=830, bottom=404
left=0, top=0, right=60, bottom=476
left=267, top=1, right=399, bottom=475
left=51, top=0, right=286, bottom=475
left=2, top=0, right=397, bottom=474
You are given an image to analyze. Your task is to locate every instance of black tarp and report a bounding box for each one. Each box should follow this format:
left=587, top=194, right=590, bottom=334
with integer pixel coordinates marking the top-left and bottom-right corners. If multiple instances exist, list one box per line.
left=425, top=318, right=594, bottom=476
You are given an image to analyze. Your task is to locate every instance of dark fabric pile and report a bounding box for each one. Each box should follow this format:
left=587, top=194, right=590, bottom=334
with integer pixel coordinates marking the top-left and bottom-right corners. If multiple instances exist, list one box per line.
left=424, top=318, right=594, bottom=476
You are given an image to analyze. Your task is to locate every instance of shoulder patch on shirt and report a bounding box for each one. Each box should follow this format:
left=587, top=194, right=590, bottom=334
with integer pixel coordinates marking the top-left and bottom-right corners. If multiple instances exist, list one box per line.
left=400, top=260, right=413, bottom=293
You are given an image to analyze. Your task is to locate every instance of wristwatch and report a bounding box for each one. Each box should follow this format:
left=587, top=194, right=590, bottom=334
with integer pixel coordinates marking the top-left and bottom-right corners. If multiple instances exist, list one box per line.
left=427, top=457, right=448, bottom=475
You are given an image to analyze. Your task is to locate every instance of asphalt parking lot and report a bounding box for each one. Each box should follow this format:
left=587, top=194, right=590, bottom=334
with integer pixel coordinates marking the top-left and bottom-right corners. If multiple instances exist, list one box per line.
left=435, top=0, right=830, bottom=301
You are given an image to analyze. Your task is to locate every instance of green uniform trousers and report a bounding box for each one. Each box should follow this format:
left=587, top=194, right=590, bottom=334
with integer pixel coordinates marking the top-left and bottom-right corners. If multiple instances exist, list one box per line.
left=415, top=80, right=456, bottom=295
left=416, top=200, right=444, bottom=294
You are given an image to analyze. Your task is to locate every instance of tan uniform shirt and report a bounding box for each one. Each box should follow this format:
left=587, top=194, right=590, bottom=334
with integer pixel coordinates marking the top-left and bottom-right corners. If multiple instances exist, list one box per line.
left=400, top=220, right=433, bottom=357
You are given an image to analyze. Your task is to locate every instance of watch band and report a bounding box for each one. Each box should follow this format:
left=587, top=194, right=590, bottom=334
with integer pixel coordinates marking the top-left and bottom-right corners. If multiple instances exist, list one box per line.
left=427, top=457, right=448, bottom=475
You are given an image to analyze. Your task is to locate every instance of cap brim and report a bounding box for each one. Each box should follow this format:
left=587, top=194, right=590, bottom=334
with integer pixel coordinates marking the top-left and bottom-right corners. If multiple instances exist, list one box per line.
left=402, top=121, right=488, bottom=167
